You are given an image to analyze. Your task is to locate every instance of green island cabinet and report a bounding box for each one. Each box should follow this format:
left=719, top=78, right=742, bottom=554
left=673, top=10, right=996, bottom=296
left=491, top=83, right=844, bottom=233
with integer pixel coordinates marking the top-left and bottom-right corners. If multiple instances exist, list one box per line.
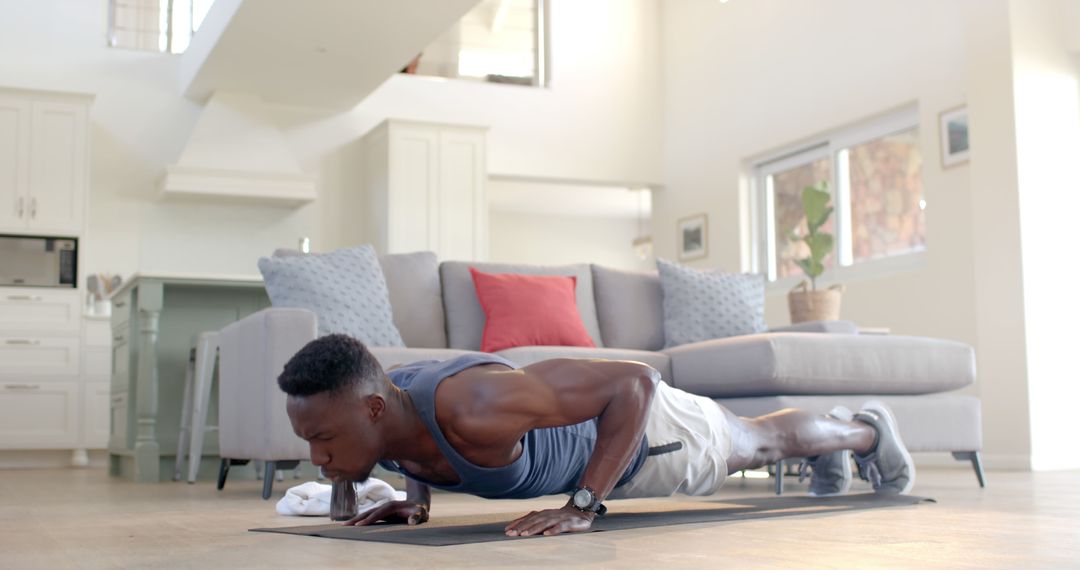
left=107, top=273, right=269, bottom=482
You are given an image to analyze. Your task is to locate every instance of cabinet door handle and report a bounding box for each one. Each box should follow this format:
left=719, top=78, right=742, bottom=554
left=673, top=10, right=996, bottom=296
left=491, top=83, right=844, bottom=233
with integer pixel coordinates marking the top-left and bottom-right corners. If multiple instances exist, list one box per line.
left=113, top=336, right=124, bottom=343
left=111, top=396, right=124, bottom=404
left=4, top=384, right=41, bottom=391
left=6, top=295, right=43, bottom=302
left=4, top=339, right=41, bottom=345
left=15, top=197, right=23, bottom=218
left=29, top=197, right=36, bottom=219
left=113, top=301, right=125, bottom=308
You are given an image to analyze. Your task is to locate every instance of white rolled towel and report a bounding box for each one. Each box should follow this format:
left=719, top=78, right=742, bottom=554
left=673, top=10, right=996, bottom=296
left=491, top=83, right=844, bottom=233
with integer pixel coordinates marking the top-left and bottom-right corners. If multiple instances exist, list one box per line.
left=275, top=478, right=406, bottom=516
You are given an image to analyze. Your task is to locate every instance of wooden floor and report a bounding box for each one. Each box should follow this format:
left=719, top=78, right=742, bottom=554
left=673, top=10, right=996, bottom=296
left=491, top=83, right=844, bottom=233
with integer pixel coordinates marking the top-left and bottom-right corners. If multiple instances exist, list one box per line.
left=2, top=466, right=1078, bottom=569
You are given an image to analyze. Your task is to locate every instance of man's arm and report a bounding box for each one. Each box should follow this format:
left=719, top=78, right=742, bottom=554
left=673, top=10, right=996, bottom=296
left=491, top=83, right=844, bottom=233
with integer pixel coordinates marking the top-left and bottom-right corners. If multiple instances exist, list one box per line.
left=459, top=359, right=659, bottom=536
left=342, top=477, right=431, bottom=527
left=406, top=478, right=431, bottom=510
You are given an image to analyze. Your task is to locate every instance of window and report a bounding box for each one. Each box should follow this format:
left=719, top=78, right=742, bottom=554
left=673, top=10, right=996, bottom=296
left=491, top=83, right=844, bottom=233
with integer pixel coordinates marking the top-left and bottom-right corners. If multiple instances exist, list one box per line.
left=407, top=0, right=547, bottom=87
left=107, top=0, right=215, bottom=54
left=751, top=107, right=926, bottom=284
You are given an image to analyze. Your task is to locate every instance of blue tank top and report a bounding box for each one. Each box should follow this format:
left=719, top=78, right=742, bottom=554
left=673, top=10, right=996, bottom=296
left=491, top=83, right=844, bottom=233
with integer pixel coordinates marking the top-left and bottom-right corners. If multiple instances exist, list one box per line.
left=377, top=353, right=649, bottom=499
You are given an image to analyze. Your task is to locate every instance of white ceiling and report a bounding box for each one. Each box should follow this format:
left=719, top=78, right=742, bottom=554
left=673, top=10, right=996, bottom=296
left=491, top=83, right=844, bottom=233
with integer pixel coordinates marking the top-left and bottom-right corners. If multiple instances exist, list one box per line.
left=181, top=0, right=481, bottom=108
left=487, top=179, right=652, bottom=220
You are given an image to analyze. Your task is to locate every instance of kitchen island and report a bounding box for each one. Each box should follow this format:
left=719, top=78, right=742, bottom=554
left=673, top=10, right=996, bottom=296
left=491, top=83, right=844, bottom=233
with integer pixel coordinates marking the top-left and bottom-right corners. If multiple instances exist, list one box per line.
left=106, top=273, right=269, bottom=482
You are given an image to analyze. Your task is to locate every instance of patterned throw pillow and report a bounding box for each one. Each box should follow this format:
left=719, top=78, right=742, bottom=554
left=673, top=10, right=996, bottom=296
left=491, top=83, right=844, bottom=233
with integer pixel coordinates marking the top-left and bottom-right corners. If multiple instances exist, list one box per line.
left=656, top=258, right=766, bottom=348
left=258, top=244, right=405, bottom=347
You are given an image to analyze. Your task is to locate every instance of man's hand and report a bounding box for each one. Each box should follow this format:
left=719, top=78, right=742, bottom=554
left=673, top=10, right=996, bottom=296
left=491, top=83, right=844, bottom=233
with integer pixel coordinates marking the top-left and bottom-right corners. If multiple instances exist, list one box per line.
left=341, top=500, right=429, bottom=527
left=504, top=504, right=596, bottom=537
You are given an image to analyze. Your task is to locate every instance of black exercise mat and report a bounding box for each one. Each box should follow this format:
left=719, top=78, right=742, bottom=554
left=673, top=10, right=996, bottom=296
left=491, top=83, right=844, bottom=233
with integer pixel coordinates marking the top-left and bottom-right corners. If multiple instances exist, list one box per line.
left=251, top=493, right=934, bottom=546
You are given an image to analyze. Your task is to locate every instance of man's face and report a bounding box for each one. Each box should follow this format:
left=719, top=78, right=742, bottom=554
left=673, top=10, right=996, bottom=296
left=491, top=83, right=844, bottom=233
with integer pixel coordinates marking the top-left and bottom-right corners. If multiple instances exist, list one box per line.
left=286, top=389, right=385, bottom=483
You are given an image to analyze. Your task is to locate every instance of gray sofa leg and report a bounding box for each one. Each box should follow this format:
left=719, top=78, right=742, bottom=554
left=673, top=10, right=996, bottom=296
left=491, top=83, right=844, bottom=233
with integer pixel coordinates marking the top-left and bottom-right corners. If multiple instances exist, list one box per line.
left=774, top=459, right=784, bottom=495
left=951, top=451, right=987, bottom=488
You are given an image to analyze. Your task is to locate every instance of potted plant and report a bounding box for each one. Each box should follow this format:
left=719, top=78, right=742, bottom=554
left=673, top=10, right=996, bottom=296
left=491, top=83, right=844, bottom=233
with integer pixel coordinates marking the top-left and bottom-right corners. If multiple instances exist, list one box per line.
left=788, top=181, right=844, bottom=323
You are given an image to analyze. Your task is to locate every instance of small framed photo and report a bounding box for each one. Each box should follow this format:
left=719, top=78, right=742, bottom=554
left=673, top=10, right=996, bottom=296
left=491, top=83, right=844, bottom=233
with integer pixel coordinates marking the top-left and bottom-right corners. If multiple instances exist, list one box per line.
left=677, top=213, right=708, bottom=261
left=939, top=105, right=970, bottom=168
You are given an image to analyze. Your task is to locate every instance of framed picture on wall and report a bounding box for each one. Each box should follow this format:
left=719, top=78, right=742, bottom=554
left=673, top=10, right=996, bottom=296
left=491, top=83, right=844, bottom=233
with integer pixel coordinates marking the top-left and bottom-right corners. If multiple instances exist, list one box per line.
left=677, top=213, right=708, bottom=261
left=939, top=105, right=970, bottom=168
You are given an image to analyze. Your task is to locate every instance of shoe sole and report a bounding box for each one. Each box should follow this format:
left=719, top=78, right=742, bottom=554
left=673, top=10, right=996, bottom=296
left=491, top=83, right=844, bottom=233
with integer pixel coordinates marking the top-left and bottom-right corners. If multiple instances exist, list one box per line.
left=862, top=400, right=916, bottom=494
left=808, top=452, right=852, bottom=497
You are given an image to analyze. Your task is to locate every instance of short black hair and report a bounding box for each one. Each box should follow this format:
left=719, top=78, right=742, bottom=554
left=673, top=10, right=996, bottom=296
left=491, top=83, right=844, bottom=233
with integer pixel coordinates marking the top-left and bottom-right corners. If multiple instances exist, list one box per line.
left=277, top=334, right=387, bottom=398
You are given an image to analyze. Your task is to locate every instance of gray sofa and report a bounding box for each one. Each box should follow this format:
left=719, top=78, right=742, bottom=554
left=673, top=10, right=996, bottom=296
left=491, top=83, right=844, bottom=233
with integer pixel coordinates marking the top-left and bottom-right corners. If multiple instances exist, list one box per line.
left=218, top=251, right=983, bottom=491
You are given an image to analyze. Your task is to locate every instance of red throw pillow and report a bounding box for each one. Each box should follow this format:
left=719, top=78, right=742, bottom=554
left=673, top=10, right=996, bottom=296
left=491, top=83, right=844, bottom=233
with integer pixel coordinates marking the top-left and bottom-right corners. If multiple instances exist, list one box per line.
left=469, top=268, right=597, bottom=353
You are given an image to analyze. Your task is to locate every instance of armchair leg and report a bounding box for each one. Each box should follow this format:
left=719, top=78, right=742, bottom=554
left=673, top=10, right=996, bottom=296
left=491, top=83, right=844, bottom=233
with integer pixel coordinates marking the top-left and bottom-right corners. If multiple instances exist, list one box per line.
left=774, top=459, right=784, bottom=495
left=262, top=461, right=276, bottom=500
left=217, top=458, right=230, bottom=490
left=951, top=451, right=987, bottom=488
left=217, top=459, right=250, bottom=490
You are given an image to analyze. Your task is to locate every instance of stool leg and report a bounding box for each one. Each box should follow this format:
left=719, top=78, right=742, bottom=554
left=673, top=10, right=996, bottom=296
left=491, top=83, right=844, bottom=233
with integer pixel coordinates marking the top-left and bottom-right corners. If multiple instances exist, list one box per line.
left=174, top=348, right=196, bottom=481
left=262, top=461, right=276, bottom=500
left=187, top=334, right=218, bottom=483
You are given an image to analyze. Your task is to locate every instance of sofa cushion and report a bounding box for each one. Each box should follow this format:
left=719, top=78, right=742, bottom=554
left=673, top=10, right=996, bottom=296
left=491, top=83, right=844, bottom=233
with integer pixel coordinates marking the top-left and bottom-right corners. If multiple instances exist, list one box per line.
left=664, top=332, right=976, bottom=397
left=494, top=346, right=672, bottom=381
left=273, top=249, right=447, bottom=349
left=767, top=320, right=859, bottom=334
left=368, top=347, right=480, bottom=372
left=717, top=394, right=982, bottom=453
left=441, top=261, right=604, bottom=351
left=591, top=265, right=665, bottom=351
left=470, top=268, right=596, bottom=353
left=258, top=244, right=404, bottom=347
left=379, top=251, right=447, bottom=349
left=657, top=259, right=766, bottom=348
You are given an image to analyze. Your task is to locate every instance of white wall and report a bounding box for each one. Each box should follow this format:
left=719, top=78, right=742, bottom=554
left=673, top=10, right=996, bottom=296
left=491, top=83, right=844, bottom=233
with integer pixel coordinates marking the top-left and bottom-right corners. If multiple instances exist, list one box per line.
left=0, top=0, right=664, bottom=278
left=656, top=0, right=1029, bottom=463
left=489, top=175, right=654, bottom=271
left=486, top=178, right=653, bottom=270
left=963, top=0, right=1033, bottom=469
left=1008, top=0, right=1080, bottom=470
left=489, top=212, right=650, bottom=271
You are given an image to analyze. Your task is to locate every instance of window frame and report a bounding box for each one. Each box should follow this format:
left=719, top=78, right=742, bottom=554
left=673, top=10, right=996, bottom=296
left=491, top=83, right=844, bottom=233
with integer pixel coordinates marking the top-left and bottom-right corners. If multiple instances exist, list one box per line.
left=749, top=106, right=927, bottom=292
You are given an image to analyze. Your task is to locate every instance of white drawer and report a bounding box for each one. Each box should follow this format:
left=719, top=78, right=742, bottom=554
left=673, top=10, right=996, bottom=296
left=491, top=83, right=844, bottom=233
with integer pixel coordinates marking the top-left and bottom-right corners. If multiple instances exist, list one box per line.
left=0, top=336, right=80, bottom=377
left=0, top=381, right=79, bottom=449
left=83, top=320, right=112, bottom=348
left=84, top=347, right=111, bottom=378
left=0, top=288, right=81, bottom=334
left=83, top=382, right=110, bottom=449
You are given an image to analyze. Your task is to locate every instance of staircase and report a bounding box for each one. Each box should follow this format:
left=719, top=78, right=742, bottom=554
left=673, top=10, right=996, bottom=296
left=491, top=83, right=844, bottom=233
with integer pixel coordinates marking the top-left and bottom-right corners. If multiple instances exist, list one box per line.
left=179, top=0, right=482, bottom=109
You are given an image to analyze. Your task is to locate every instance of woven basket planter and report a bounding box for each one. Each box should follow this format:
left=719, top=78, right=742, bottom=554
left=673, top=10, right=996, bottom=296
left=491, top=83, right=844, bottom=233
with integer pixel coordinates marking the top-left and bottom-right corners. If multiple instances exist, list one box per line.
left=788, top=281, right=844, bottom=323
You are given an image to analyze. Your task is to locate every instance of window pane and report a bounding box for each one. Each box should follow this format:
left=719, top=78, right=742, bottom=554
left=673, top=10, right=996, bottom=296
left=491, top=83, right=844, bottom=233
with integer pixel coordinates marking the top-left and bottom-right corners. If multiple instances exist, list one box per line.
left=847, top=129, right=925, bottom=262
left=410, top=0, right=542, bottom=86
left=772, top=158, right=833, bottom=280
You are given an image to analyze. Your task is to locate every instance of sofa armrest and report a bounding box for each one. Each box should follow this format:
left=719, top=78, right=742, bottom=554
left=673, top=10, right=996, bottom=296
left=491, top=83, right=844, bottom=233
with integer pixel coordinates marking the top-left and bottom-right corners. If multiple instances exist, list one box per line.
left=767, top=320, right=859, bottom=335
left=217, top=308, right=318, bottom=460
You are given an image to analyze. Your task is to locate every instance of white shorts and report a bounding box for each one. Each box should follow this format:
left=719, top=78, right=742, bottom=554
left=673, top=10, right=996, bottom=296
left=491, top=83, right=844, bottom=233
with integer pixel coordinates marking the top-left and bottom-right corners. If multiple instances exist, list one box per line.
left=607, top=382, right=734, bottom=499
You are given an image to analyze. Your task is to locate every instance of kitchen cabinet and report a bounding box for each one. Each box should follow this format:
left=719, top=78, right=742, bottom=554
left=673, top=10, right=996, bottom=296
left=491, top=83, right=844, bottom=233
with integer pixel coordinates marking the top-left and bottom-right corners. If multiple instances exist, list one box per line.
left=0, top=88, right=90, bottom=235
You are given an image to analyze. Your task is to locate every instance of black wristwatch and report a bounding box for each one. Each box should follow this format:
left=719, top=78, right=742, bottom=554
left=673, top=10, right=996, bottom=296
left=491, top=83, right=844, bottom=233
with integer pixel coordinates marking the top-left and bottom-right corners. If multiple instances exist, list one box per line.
left=570, top=486, right=607, bottom=516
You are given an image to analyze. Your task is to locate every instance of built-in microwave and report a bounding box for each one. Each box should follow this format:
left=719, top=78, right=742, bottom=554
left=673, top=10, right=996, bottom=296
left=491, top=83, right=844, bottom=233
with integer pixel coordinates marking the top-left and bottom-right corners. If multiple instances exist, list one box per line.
left=0, top=234, right=78, bottom=288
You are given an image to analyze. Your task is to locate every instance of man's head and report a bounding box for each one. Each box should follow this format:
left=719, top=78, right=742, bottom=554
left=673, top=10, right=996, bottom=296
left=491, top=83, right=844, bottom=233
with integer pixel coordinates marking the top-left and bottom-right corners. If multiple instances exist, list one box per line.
left=278, top=334, right=392, bottom=483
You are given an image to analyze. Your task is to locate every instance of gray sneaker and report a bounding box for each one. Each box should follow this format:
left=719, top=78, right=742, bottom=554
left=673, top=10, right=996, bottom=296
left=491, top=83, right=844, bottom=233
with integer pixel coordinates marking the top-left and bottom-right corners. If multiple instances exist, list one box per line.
left=853, top=401, right=915, bottom=494
left=799, top=406, right=853, bottom=497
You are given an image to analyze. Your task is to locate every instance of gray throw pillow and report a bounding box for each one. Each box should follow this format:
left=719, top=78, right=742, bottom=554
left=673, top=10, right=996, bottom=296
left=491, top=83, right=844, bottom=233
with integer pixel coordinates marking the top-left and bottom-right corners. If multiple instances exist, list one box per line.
left=258, top=244, right=405, bottom=347
left=657, top=258, right=766, bottom=348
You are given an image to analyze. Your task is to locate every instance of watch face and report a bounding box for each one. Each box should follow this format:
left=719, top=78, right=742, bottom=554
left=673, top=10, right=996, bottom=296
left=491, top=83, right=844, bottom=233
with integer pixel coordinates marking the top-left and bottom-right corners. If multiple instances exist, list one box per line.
left=572, top=489, right=592, bottom=508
